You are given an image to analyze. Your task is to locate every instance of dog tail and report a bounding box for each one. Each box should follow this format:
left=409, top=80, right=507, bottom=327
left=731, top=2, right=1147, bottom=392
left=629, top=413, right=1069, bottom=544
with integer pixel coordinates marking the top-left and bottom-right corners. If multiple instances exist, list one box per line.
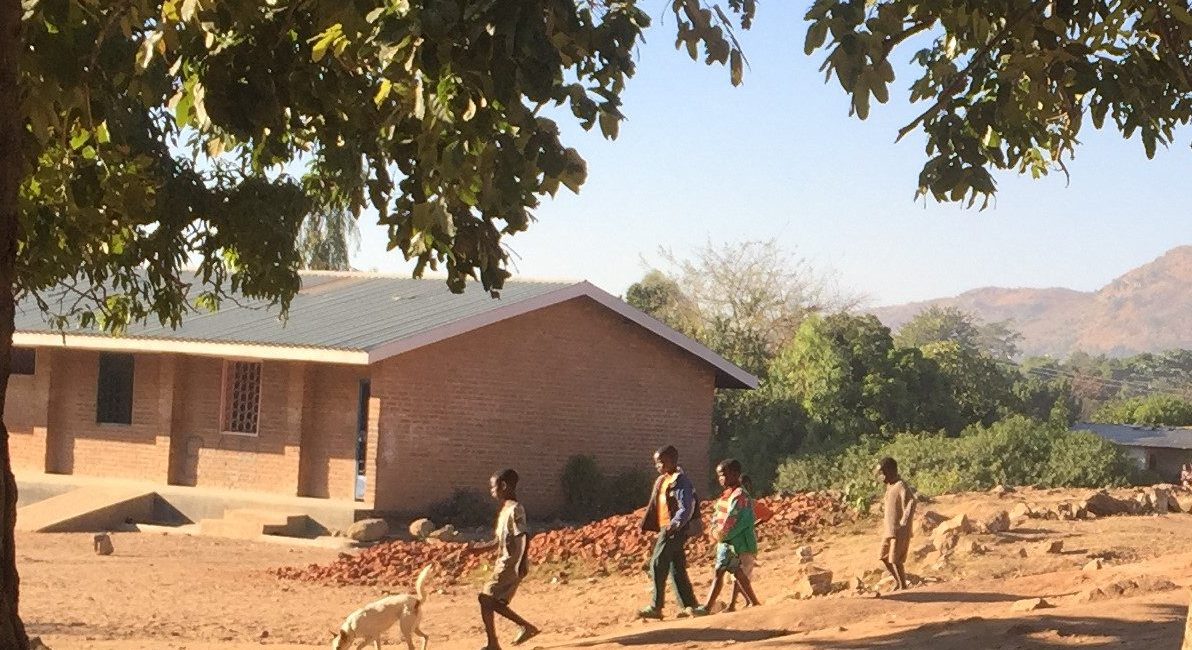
left=414, top=563, right=434, bottom=603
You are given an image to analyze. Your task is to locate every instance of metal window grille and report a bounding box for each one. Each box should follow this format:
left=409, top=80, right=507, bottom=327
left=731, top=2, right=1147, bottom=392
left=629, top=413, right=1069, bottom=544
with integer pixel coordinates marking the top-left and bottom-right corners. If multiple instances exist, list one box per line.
left=223, top=361, right=261, bottom=434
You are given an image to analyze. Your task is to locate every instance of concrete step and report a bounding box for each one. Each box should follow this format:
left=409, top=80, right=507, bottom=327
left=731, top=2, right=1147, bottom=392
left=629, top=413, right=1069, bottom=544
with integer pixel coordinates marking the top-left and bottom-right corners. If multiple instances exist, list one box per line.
left=200, top=509, right=312, bottom=539
left=16, top=486, right=157, bottom=532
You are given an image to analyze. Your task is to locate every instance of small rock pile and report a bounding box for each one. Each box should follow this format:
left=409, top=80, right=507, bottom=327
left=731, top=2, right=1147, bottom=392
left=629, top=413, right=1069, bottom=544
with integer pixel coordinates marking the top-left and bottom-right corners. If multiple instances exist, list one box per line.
left=271, top=492, right=848, bottom=588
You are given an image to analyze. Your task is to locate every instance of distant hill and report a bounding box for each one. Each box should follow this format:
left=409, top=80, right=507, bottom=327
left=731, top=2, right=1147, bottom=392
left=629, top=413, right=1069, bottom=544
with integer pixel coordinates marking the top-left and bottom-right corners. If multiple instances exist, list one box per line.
left=871, top=245, right=1192, bottom=358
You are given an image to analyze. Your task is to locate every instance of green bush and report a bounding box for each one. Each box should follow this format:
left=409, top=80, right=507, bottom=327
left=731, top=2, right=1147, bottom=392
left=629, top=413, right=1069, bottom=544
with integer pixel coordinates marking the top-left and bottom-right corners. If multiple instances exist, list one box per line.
left=773, top=416, right=1142, bottom=500
left=428, top=488, right=496, bottom=528
left=1092, top=394, right=1192, bottom=426
left=560, top=455, right=652, bottom=521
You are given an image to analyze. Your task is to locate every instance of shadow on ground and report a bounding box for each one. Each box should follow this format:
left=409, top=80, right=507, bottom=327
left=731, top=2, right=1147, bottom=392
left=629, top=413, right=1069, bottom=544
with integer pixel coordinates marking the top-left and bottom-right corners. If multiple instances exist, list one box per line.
left=753, top=604, right=1188, bottom=650
left=565, top=628, right=793, bottom=647
left=880, top=590, right=1020, bottom=604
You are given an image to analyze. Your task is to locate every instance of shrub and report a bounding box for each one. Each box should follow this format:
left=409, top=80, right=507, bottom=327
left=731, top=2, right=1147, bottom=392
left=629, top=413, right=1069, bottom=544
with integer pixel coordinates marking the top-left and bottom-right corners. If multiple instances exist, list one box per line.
left=560, top=455, right=652, bottom=521
left=428, top=488, right=496, bottom=528
left=1092, top=394, right=1192, bottom=426
left=773, top=416, right=1142, bottom=500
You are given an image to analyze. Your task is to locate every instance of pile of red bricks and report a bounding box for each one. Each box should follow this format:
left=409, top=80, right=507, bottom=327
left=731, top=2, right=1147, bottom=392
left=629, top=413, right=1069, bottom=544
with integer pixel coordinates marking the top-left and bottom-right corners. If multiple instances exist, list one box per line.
left=270, top=492, right=847, bottom=588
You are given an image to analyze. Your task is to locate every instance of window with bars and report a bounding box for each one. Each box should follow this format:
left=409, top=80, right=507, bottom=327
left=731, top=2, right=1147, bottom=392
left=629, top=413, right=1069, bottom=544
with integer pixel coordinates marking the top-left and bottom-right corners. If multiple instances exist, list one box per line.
left=96, top=353, right=134, bottom=424
left=222, top=361, right=262, bottom=435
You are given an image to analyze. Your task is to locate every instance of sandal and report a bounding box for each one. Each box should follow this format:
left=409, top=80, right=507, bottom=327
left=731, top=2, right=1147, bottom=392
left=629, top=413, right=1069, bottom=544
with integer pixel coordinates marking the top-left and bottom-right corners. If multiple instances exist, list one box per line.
left=512, top=626, right=540, bottom=646
left=636, top=606, right=663, bottom=620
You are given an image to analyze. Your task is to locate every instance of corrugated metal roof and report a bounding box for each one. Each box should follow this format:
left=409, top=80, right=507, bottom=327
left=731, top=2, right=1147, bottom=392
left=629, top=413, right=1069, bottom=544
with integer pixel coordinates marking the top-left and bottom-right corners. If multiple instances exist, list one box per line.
left=14, top=273, right=572, bottom=352
left=1073, top=422, right=1192, bottom=451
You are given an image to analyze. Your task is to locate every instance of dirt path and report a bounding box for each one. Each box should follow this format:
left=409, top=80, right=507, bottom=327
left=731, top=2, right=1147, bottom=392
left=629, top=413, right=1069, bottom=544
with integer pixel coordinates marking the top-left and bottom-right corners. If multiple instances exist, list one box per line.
left=18, top=487, right=1192, bottom=650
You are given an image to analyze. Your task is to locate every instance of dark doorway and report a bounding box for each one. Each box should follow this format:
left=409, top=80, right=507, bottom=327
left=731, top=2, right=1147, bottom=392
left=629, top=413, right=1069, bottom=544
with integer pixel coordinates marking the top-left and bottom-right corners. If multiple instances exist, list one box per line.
left=354, top=379, right=370, bottom=501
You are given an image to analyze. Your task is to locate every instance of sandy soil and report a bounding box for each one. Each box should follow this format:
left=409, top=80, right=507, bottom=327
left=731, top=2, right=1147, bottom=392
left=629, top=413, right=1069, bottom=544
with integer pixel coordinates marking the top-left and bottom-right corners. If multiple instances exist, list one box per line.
left=19, top=487, right=1192, bottom=650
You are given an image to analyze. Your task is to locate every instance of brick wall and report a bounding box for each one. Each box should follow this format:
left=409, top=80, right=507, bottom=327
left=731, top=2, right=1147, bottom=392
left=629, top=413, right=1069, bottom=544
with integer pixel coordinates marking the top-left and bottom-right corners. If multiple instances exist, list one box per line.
left=42, top=350, right=169, bottom=481
left=5, top=347, right=52, bottom=471
left=298, top=364, right=367, bottom=500
left=170, top=356, right=305, bottom=494
left=370, top=296, right=717, bottom=516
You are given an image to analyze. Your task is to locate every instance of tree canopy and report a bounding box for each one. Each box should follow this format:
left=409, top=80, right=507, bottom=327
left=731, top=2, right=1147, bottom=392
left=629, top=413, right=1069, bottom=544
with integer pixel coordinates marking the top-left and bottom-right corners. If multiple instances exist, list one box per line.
left=807, top=0, right=1192, bottom=206
left=894, top=305, right=1022, bottom=360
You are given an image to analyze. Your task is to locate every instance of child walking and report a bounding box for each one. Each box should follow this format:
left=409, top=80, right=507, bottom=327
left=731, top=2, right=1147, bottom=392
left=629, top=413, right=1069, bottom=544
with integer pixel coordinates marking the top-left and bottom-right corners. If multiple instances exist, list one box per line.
left=726, top=474, right=769, bottom=611
left=693, top=459, right=759, bottom=615
left=469, top=469, right=540, bottom=650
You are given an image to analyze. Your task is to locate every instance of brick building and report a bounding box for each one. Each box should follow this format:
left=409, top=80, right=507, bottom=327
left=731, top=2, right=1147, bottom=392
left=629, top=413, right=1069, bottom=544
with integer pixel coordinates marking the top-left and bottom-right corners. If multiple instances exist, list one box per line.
left=7, top=274, right=755, bottom=517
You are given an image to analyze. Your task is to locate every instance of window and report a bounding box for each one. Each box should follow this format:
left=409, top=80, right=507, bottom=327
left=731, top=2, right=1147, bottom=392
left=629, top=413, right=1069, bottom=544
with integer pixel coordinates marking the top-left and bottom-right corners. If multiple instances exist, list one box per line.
left=222, top=361, right=262, bottom=434
left=96, top=353, right=134, bottom=424
left=11, top=348, right=35, bottom=375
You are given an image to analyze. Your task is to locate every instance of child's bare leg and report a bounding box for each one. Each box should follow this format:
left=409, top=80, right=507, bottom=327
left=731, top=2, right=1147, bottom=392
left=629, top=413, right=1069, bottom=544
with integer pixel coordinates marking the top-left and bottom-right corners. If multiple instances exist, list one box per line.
left=732, top=567, right=761, bottom=606
left=478, top=594, right=500, bottom=649
left=893, top=562, right=909, bottom=590
left=881, top=559, right=901, bottom=591
left=701, top=569, right=727, bottom=611
left=726, top=581, right=741, bottom=611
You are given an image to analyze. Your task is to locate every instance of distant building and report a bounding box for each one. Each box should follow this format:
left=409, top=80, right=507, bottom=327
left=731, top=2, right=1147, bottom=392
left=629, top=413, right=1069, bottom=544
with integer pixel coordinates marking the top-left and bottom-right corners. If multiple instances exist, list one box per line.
left=1074, top=422, right=1192, bottom=482
left=8, top=273, right=756, bottom=523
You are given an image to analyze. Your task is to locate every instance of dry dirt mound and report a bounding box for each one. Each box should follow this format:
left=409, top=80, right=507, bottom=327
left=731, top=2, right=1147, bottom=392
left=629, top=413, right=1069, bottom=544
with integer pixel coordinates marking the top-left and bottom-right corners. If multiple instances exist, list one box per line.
left=269, top=493, right=848, bottom=587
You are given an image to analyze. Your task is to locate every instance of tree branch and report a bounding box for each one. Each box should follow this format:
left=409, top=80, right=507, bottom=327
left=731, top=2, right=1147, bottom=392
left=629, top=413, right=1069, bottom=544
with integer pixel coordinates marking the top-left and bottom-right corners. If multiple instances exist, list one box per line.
left=896, top=0, right=1049, bottom=142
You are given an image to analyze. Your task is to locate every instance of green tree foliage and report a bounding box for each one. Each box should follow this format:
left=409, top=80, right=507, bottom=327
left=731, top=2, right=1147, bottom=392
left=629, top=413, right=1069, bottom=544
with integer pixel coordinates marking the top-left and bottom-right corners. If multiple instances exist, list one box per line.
left=1010, top=374, right=1079, bottom=426
left=2, top=1, right=761, bottom=645
left=1091, top=394, right=1192, bottom=426
left=894, top=305, right=1022, bottom=360
left=922, top=340, right=1015, bottom=429
left=1019, top=349, right=1192, bottom=417
left=805, top=0, right=1192, bottom=207
left=624, top=269, right=700, bottom=337
left=774, top=416, right=1141, bottom=498
left=774, top=313, right=924, bottom=439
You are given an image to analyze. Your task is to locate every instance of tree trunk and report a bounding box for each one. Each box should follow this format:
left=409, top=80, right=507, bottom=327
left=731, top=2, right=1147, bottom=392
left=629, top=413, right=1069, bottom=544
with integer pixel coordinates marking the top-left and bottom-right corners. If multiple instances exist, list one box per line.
left=0, top=0, right=28, bottom=646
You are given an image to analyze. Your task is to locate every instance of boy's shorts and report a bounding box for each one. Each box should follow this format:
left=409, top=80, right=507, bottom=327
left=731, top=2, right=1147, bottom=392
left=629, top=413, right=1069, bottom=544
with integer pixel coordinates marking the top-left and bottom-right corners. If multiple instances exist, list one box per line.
left=482, top=567, right=522, bottom=604
left=714, top=543, right=740, bottom=572
left=879, top=534, right=910, bottom=565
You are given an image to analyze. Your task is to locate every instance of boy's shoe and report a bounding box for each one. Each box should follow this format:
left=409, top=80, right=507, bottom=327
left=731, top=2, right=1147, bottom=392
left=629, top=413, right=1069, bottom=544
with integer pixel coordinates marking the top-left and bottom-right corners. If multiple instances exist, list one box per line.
left=691, top=606, right=711, bottom=617
left=512, top=625, right=540, bottom=646
left=677, top=606, right=709, bottom=618
left=636, top=606, right=663, bottom=620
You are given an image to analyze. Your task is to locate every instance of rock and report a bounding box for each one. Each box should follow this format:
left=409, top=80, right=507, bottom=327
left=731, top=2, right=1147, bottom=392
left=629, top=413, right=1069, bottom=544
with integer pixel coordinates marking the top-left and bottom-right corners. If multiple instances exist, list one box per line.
left=851, top=575, right=866, bottom=592
left=793, top=567, right=833, bottom=599
left=961, top=539, right=987, bottom=555
left=29, top=637, right=51, bottom=650
left=935, top=514, right=972, bottom=537
left=912, top=542, right=937, bottom=560
left=407, top=518, right=434, bottom=540
left=1083, top=490, right=1133, bottom=517
left=934, top=529, right=962, bottom=556
left=1034, top=540, right=1064, bottom=555
left=93, top=533, right=113, bottom=556
left=346, top=518, right=390, bottom=543
left=1083, top=558, right=1103, bottom=572
left=982, top=511, right=1011, bottom=534
left=1143, top=487, right=1171, bottom=515
left=1009, top=502, right=1033, bottom=521
left=1168, top=489, right=1189, bottom=513
left=920, top=511, right=949, bottom=535
left=990, top=484, right=1013, bottom=497
left=795, top=545, right=815, bottom=563
left=428, top=524, right=459, bottom=542
left=1010, top=597, right=1052, bottom=612
left=1016, top=547, right=1029, bottom=558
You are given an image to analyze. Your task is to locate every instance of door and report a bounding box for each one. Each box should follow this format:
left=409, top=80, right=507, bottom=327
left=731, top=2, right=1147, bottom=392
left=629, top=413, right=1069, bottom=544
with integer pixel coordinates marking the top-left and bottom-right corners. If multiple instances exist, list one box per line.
left=354, top=379, right=370, bottom=501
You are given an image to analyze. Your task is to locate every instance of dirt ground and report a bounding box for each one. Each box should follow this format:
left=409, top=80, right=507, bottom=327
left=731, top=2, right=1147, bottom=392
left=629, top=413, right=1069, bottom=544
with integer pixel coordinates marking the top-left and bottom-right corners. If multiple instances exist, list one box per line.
left=19, top=487, right=1192, bottom=650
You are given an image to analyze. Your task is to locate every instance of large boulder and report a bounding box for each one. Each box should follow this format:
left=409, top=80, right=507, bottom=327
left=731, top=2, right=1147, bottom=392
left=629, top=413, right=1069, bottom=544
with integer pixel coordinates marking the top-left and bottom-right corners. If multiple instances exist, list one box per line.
left=408, top=518, right=435, bottom=540
left=1083, top=490, right=1133, bottom=517
left=347, top=518, right=390, bottom=543
left=934, top=514, right=971, bottom=537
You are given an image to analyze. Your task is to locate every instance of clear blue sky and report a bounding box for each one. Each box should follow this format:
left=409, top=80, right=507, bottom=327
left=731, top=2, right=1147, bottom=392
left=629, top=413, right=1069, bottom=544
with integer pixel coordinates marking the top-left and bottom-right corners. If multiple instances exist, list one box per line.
left=351, top=4, right=1191, bottom=307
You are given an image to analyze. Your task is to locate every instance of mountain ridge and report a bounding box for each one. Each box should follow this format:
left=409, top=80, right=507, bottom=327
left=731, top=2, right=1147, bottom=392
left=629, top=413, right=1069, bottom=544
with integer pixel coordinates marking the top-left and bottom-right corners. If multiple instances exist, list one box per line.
left=870, top=245, right=1192, bottom=357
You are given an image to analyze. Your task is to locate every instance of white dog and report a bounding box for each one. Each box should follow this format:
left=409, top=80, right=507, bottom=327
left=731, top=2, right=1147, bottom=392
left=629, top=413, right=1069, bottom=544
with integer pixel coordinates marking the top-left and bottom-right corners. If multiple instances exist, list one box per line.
left=332, top=564, right=434, bottom=650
